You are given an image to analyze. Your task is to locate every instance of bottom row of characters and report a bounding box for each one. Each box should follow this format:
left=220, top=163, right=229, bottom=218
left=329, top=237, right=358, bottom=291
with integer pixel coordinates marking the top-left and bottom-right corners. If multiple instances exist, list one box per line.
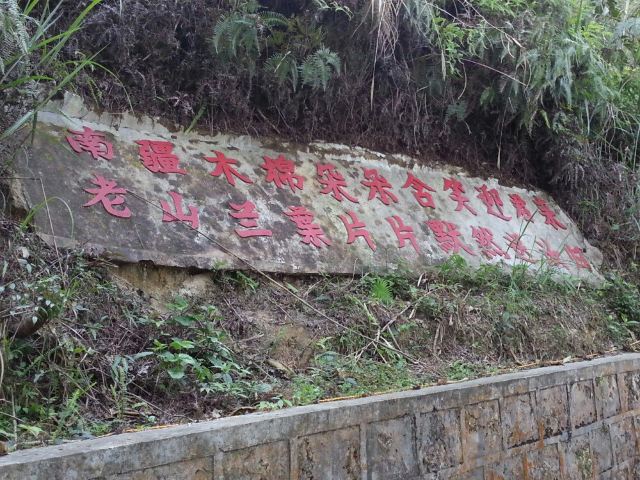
left=82, top=174, right=591, bottom=272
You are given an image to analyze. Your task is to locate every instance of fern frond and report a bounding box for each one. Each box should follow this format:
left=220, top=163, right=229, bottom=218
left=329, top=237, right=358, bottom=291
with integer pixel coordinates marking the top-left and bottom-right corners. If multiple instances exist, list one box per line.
left=211, top=3, right=287, bottom=61
left=370, top=278, right=393, bottom=305
left=265, top=51, right=299, bottom=90
left=300, top=47, right=340, bottom=90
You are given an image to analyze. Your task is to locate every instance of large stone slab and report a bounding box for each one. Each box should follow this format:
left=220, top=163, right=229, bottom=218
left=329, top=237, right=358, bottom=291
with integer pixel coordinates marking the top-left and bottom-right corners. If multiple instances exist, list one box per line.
left=11, top=94, right=602, bottom=279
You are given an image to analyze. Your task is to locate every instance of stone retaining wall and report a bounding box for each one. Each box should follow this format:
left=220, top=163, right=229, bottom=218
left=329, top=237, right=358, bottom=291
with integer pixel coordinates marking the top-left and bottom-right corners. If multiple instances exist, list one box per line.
left=2, top=354, right=640, bottom=479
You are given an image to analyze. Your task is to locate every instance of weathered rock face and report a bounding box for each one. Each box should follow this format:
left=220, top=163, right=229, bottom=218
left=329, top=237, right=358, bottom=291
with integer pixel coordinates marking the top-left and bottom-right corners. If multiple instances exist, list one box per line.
left=12, top=94, right=601, bottom=281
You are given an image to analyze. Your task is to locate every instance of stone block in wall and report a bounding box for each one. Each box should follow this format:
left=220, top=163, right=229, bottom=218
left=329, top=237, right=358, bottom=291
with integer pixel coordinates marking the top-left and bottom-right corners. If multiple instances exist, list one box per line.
left=569, top=380, right=597, bottom=429
left=535, top=385, right=568, bottom=438
left=484, top=445, right=561, bottom=480
left=590, top=424, right=613, bottom=473
left=448, top=468, right=485, bottom=480
left=610, top=417, right=636, bottom=464
left=525, top=444, right=561, bottom=480
left=107, top=458, right=212, bottom=480
left=221, top=440, right=289, bottom=479
left=595, top=374, right=621, bottom=419
left=563, top=426, right=614, bottom=478
left=624, top=372, right=640, bottom=411
left=501, top=392, right=538, bottom=448
left=563, top=435, right=594, bottom=480
left=463, top=400, right=503, bottom=461
left=297, top=427, right=361, bottom=480
left=599, top=464, right=633, bottom=480
left=366, top=416, right=418, bottom=480
left=417, top=409, right=463, bottom=473
left=484, top=455, right=524, bottom=479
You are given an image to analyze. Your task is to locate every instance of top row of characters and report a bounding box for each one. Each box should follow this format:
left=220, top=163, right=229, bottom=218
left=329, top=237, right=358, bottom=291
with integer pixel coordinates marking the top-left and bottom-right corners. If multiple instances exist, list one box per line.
left=65, top=126, right=568, bottom=231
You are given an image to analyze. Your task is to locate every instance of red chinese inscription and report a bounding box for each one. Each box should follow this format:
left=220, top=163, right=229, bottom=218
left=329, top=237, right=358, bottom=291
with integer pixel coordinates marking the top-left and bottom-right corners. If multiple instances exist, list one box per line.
left=205, top=151, right=253, bottom=186
left=443, top=178, right=477, bottom=215
left=229, top=201, right=272, bottom=238
left=402, top=173, right=436, bottom=209
left=285, top=206, right=331, bottom=248
left=261, top=155, right=304, bottom=192
left=317, top=164, right=358, bottom=203
left=508, top=194, right=533, bottom=221
left=66, top=127, right=113, bottom=161
left=536, top=239, right=567, bottom=269
left=83, top=174, right=131, bottom=218
left=476, top=185, right=511, bottom=221
left=504, top=233, right=535, bottom=263
left=136, top=140, right=186, bottom=174
left=339, top=211, right=376, bottom=252
left=361, top=168, right=398, bottom=205
left=471, top=226, right=510, bottom=259
left=426, top=220, right=475, bottom=256
left=386, top=216, right=419, bottom=253
left=533, top=196, right=567, bottom=230
left=565, top=246, right=591, bottom=271
left=160, top=191, right=199, bottom=229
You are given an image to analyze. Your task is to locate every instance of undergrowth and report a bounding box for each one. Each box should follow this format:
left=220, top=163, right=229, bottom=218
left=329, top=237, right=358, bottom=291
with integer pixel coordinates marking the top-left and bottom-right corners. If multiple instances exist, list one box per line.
left=2, top=214, right=640, bottom=451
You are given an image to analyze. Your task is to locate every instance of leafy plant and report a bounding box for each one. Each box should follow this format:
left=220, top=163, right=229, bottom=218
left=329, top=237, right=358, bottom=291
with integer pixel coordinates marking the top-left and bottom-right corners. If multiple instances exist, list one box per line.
left=213, top=1, right=341, bottom=90
left=447, top=361, right=477, bottom=381
left=265, top=51, right=299, bottom=90
left=212, top=0, right=287, bottom=70
left=300, top=46, right=341, bottom=90
left=150, top=299, right=260, bottom=398
left=257, top=396, right=292, bottom=411
left=368, top=277, right=393, bottom=305
left=291, top=377, right=323, bottom=405
left=600, top=274, right=640, bottom=342
left=1, top=0, right=109, bottom=138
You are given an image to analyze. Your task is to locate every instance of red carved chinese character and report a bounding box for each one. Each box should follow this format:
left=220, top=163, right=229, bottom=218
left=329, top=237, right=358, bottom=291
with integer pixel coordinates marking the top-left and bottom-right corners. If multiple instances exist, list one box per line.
left=83, top=174, right=131, bottom=218
left=261, top=154, right=304, bottom=192
left=160, top=191, right=199, bottom=229
left=426, top=220, right=475, bottom=255
left=471, top=226, right=510, bottom=260
left=476, top=185, right=511, bottom=221
left=443, top=178, right=477, bottom=215
left=66, top=127, right=113, bottom=161
left=565, top=246, right=591, bottom=271
left=386, top=216, right=419, bottom=253
left=533, top=196, right=567, bottom=230
left=361, top=168, right=398, bottom=205
left=339, top=211, right=376, bottom=252
left=135, top=140, right=186, bottom=174
left=402, top=173, right=436, bottom=209
left=228, top=201, right=272, bottom=238
left=285, top=206, right=331, bottom=248
left=508, top=194, right=533, bottom=221
left=536, top=239, right=567, bottom=269
left=317, top=164, right=358, bottom=203
left=205, top=151, right=253, bottom=186
left=504, top=233, right=535, bottom=263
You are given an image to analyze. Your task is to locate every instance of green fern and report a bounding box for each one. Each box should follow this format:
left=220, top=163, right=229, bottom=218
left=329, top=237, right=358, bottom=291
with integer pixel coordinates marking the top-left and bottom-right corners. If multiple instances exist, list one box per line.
left=212, top=1, right=287, bottom=63
left=370, top=278, right=393, bottom=305
left=265, top=51, right=299, bottom=90
left=300, top=47, right=340, bottom=90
